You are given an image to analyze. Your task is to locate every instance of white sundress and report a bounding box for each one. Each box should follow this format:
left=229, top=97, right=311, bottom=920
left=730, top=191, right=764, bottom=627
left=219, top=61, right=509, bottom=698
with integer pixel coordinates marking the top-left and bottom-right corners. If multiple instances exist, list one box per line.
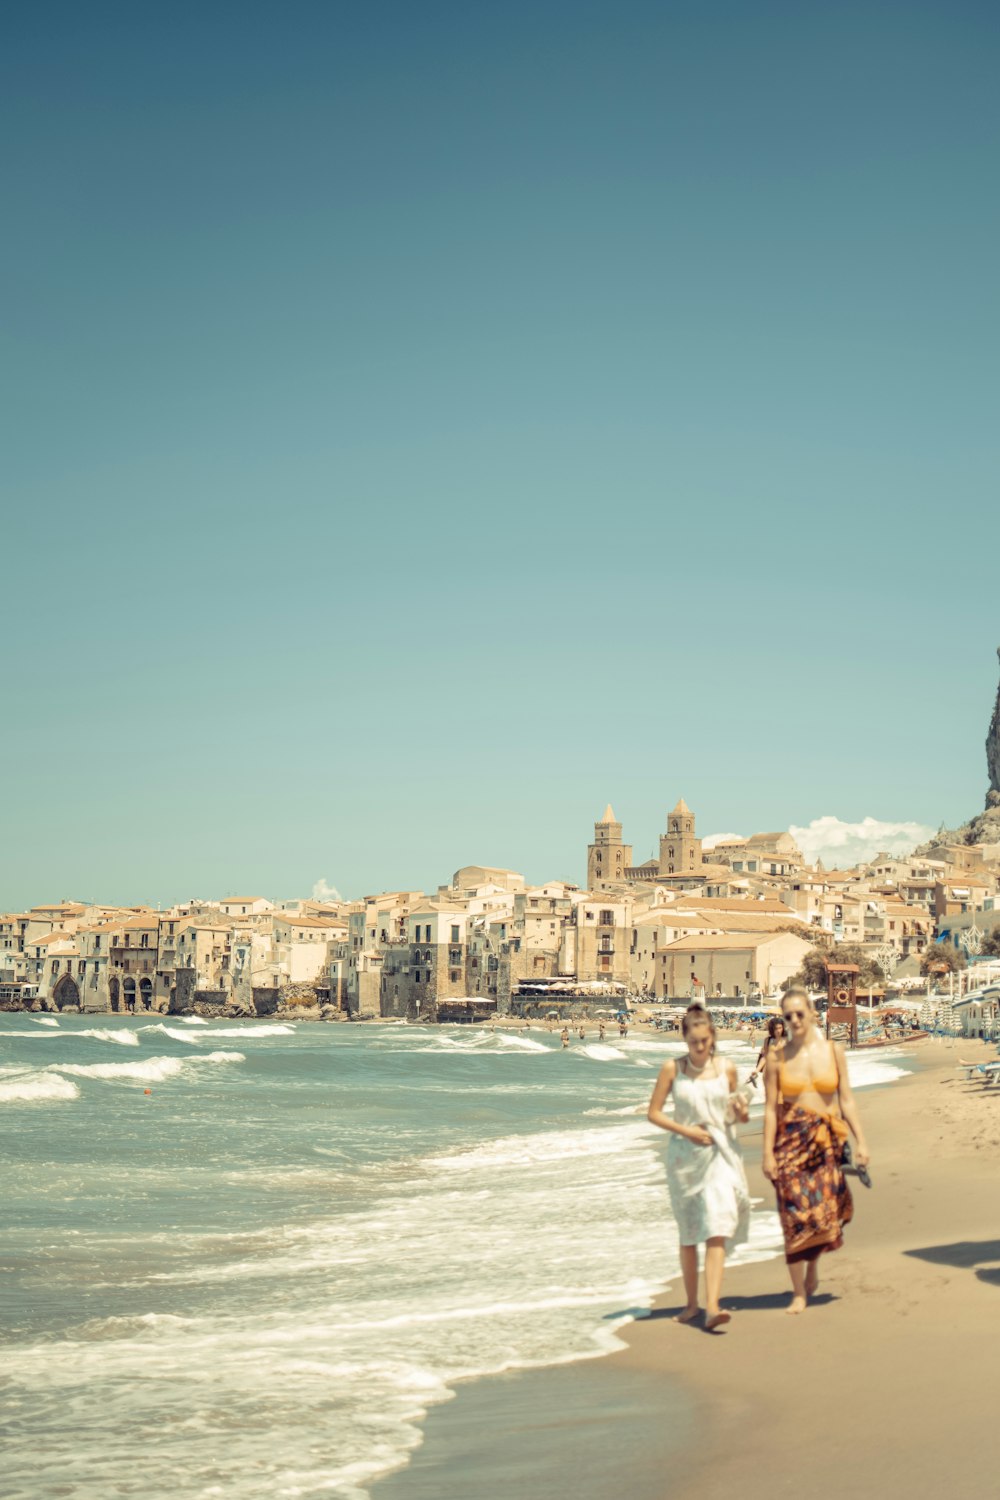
left=665, top=1060, right=751, bottom=1250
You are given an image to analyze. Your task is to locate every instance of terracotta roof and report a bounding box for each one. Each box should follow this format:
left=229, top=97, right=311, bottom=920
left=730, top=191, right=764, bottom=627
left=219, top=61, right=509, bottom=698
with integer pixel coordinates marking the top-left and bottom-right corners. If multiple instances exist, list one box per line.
left=275, top=915, right=346, bottom=930
left=679, top=896, right=791, bottom=914
left=659, top=931, right=812, bottom=953
left=635, top=911, right=716, bottom=929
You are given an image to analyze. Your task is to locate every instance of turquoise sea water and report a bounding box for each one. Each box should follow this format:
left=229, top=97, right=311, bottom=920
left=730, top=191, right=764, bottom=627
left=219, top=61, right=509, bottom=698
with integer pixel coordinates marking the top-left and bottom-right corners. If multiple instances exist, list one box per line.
left=0, top=1015, right=909, bottom=1499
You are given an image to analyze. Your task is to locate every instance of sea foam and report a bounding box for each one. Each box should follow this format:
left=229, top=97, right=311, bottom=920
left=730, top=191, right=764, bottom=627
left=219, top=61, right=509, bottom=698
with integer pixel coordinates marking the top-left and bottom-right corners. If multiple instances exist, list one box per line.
left=0, top=1072, right=80, bottom=1103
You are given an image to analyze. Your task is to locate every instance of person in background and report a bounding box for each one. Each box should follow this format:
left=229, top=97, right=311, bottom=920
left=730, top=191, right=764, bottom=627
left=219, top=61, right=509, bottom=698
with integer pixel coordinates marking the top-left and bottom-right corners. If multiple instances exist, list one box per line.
left=647, top=1004, right=751, bottom=1331
left=560, top=1026, right=570, bottom=1048
left=747, top=1015, right=787, bottom=1089
left=763, top=988, right=870, bottom=1315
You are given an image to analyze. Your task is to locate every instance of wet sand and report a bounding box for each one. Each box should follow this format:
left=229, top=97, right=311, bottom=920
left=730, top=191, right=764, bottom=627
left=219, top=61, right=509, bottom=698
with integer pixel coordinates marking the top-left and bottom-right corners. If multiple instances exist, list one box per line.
left=373, top=1037, right=1000, bottom=1500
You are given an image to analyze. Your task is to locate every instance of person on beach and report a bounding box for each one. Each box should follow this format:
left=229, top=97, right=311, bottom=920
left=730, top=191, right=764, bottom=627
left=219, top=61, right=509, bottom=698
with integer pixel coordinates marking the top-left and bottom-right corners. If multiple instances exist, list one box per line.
left=560, top=1026, right=570, bottom=1048
left=747, top=1015, right=787, bottom=1089
left=647, top=1004, right=751, bottom=1331
left=763, top=988, right=870, bottom=1315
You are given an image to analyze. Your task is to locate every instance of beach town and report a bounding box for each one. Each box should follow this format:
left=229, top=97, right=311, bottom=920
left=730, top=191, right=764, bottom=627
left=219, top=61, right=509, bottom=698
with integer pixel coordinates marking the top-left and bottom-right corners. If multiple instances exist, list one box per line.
left=5, top=652, right=1000, bottom=1037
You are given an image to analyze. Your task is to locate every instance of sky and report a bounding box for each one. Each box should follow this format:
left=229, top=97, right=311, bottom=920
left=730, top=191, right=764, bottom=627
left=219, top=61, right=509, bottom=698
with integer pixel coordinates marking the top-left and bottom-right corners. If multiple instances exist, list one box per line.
left=3, top=1, right=999, bottom=910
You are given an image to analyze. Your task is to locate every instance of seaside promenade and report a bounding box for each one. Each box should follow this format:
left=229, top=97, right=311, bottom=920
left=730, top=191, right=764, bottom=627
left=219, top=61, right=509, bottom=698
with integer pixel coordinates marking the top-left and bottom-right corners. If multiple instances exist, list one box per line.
left=376, top=1039, right=1000, bottom=1500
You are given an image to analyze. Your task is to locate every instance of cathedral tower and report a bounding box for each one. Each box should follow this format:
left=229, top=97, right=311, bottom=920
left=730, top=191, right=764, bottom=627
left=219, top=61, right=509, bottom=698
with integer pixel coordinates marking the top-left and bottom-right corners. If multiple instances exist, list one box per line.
left=588, top=805, right=632, bottom=890
left=658, top=797, right=703, bottom=876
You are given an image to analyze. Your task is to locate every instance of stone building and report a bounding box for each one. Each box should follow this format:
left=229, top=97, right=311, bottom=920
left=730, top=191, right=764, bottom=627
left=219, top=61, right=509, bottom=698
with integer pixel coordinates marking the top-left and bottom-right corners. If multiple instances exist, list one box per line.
left=574, top=895, right=633, bottom=985
left=587, top=806, right=632, bottom=890
left=379, top=902, right=470, bottom=1019
left=656, top=930, right=814, bottom=1000
left=109, top=914, right=160, bottom=1012
left=659, top=798, right=702, bottom=877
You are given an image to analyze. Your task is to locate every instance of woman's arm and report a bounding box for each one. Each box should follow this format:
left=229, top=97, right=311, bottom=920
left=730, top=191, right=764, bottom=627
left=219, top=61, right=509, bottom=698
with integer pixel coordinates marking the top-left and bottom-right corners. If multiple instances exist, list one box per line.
left=834, top=1043, right=869, bottom=1166
left=762, top=1049, right=780, bottom=1180
left=647, top=1061, right=711, bottom=1144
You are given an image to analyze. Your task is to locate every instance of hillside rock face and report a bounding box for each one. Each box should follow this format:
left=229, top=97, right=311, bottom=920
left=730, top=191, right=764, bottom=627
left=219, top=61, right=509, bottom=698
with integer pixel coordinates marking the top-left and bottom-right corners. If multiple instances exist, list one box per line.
left=915, top=649, right=1000, bottom=854
left=988, top=646, right=1000, bottom=802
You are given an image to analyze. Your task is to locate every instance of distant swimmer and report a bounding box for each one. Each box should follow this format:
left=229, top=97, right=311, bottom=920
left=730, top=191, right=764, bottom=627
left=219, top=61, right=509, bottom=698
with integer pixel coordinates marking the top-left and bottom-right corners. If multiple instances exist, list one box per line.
left=560, top=1027, right=570, bottom=1048
left=578, top=1027, right=586, bottom=1041
left=598, top=1022, right=606, bottom=1041
left=647, top=1003, right=751, bottom=1331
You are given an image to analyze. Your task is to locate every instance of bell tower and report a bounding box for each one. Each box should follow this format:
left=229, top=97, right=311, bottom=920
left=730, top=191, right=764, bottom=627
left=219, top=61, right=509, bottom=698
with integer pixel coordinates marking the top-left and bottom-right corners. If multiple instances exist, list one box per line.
left=658, top=797, right=703, bottom=876
left=588, top=804, right=632, bottom=890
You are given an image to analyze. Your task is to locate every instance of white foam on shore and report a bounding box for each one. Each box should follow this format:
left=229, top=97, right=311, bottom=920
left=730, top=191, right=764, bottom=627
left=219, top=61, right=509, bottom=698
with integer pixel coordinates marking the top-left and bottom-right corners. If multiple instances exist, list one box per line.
left=179, top=1016, right=208, bottom=1025
left=0, top=1072, right=80, bottom=1103
left=27, top=1015, right=60, bottom=1027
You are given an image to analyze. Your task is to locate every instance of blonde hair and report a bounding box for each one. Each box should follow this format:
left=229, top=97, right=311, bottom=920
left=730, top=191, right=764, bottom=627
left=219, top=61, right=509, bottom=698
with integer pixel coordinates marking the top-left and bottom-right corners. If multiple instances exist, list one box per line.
left=782, top=987, right=813, bottom=1012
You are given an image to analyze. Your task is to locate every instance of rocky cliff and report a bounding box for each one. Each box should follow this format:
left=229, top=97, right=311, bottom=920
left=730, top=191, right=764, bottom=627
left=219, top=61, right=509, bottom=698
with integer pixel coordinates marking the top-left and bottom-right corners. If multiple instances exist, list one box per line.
left=988, top=646, right=1000, bottom=802
left=915, top=648, right=1000, bottom=854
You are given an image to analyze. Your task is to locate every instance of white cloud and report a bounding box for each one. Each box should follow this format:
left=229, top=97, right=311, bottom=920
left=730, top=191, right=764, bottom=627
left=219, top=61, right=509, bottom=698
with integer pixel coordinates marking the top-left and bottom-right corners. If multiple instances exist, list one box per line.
left=703, top=832, right=745, bottom=849
left=788, top=816, right=935, bottom=868
left=311, top=878, right=343, bottom=902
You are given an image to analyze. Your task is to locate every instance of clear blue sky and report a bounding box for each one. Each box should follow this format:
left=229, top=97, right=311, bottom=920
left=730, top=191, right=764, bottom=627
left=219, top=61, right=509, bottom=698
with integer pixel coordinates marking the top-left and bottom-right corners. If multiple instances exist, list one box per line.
left=3, top=1, right=998, bottom=909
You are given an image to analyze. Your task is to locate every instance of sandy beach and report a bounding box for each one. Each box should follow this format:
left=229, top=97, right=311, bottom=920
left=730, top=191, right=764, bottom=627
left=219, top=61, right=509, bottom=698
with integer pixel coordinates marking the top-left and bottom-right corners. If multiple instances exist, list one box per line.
left=375, top=1037, right=1000, bottom=1500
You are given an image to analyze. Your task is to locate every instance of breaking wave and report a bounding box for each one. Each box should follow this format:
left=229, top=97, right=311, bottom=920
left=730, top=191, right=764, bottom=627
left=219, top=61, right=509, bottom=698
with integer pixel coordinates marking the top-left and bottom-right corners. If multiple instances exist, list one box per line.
left=0, top=1072, right=81, bottom=1104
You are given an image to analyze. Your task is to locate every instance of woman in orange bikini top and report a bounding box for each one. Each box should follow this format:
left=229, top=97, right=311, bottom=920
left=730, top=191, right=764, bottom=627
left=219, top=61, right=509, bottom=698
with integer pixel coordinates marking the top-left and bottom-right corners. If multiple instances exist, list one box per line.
left=763, top=987, right=870, bottom=1316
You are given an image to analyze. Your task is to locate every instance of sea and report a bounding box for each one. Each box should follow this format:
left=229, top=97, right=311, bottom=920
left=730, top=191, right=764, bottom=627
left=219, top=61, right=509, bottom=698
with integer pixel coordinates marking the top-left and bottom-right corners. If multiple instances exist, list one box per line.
left=0, top=1014, right=911, bottom=1499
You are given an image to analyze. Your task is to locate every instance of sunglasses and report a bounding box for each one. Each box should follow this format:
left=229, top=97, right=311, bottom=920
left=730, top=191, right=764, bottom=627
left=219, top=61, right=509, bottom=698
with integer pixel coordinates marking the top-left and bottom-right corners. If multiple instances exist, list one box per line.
left=782, top=1010, right=805, bottom=1021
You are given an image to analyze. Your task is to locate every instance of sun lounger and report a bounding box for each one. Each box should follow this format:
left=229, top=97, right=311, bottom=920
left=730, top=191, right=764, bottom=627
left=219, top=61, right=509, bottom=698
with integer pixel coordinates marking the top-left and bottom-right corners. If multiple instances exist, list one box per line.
left=957, top=1061, right=1000, bottom=1083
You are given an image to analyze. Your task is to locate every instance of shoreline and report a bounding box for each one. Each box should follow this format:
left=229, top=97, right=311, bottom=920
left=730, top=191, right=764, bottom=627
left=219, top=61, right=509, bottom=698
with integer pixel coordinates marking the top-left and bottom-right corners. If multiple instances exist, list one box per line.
left=613, top=1035, right=1000, bottom=1499
left=371, top=1038, right=1000, bottom=1500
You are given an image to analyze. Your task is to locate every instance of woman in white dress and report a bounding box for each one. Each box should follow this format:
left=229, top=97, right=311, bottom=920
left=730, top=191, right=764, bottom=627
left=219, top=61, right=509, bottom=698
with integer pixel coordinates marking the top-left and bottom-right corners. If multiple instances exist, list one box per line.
left=647, top=1004, right=751, bottom=1330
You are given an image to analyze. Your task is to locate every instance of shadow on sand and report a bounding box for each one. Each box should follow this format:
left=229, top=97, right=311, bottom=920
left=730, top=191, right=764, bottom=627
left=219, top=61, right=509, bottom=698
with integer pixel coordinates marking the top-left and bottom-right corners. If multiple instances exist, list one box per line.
left=905, top=1238, right=1000, bottom=1286
left=608, top=1291, right=837, bottom=1331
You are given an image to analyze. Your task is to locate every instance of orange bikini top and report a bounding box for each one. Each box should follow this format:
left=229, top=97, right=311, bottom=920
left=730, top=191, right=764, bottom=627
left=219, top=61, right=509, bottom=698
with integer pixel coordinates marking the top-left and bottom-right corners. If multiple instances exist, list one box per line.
left=778, top=1042, right=839, bottom=1099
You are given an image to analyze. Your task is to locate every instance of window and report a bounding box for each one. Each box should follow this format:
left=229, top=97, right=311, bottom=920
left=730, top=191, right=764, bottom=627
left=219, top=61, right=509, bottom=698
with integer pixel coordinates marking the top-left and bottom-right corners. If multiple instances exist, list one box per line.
left=451, top=925, right=460, bottom=943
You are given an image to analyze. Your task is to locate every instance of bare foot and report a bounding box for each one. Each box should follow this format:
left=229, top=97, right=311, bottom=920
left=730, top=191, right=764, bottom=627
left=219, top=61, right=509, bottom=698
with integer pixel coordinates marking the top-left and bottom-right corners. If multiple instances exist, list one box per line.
left=785, top=1296, right=807, bottom=1316
left=805, top=1264, right=819, bottom=1297
left=674, top=1305, right=700, bottom=1324
left=705, top=1309, right=732, bottom=1331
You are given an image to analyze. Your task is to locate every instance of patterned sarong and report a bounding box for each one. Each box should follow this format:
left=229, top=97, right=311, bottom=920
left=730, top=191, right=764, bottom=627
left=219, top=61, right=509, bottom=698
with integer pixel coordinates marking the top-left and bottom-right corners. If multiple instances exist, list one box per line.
left=774, top=1103, right=854, bottom=1263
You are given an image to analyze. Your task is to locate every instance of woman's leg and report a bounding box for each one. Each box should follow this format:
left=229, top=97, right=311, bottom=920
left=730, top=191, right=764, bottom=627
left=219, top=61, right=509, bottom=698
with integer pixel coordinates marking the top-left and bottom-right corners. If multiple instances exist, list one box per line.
left=786, top=1257, right=808, bottom=1314
left=704, top=1238, right=731, bottom=1329
left=675, top=1244, right=700, bottom=1321
left=805, top=1254, right=820, bottom=1298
